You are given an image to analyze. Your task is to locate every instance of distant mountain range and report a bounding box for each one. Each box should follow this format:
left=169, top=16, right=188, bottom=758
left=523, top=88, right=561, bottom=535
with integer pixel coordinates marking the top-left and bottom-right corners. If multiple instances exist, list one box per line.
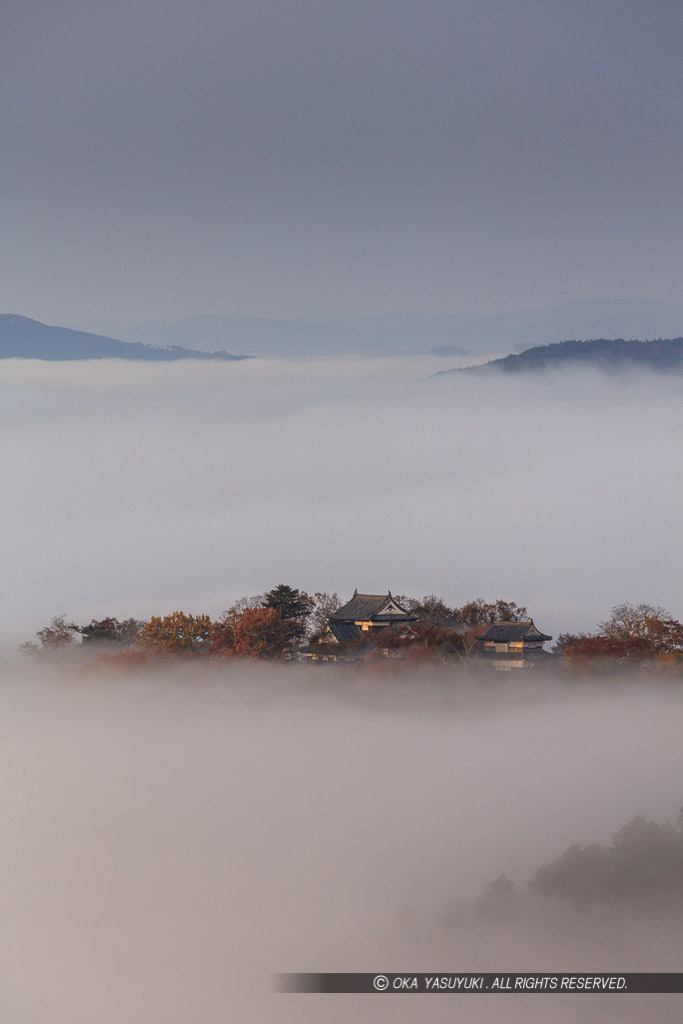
left=0, top=315, right=249, bottom=361
left=433, top=338, right=683, bottom=377
left=69, top=299, right=683, bottom=357
left=7, top=300, right=683, bottom=363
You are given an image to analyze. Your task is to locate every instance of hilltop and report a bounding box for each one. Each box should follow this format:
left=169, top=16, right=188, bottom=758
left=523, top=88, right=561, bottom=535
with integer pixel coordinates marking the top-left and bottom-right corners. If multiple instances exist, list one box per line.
left=433, top=338, right=683, bottom=377
left=0, top=315, right=250, bottom=361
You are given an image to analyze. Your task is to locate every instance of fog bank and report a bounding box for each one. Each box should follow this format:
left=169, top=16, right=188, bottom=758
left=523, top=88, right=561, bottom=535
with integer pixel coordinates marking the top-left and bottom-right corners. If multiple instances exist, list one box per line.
left=3, top=665, right=683, bottom=1022
left=2, top=356, right=681, bottom=651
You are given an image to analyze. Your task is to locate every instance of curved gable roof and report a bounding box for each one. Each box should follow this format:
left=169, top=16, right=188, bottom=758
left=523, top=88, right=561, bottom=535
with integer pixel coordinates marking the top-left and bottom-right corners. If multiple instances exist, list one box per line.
left=479, top=620, right=552, bottom=643
left=331, top=590, right=414, bottom=622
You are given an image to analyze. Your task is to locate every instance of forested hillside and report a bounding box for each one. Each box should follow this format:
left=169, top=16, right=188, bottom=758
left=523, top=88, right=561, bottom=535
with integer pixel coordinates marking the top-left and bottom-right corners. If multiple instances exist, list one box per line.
left=0, top=315, right=249, bottom=361
left=435, top=338, right=683, bottom=376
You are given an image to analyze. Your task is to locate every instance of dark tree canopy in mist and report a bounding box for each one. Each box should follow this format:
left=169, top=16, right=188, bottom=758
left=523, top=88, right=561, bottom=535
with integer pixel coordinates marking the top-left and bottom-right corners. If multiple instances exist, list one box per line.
left=447, top=338, right=683, bottom=377
left=528, top=811, right=683, bottom=906
left=75, top=617, right=143, bottom=646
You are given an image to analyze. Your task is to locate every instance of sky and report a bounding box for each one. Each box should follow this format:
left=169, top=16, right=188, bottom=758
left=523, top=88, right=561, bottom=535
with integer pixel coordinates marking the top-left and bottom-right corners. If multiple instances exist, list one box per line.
left=3, top=355, right=681, bottom=650
left=3, top=0, right=683, bottom=322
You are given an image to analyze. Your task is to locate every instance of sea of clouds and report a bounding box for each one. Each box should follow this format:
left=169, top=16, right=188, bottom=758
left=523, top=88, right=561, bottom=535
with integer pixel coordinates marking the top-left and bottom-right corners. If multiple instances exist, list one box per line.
left=3, top=665, right=683, bottom=1023
left=3, top=355, right=683, bottom=1021
left=2, top=354, right=681, bottom=651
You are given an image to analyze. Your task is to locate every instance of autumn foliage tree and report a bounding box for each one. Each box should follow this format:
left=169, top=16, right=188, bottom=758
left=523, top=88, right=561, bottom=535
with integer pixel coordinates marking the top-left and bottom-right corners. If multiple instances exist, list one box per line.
left=136, top=612, right=212, bottom=653
left=599, top=603, right=683, bottom=655
left=556, top=603, right=683, bottom=675
left=366, top=621, right=470, bottom=672
left=554, top=633, right=649, bottom=673
left=19, top=614, right=78, bottom=656
left=209, top=605, right=296, bottom=659
left=234, top=606, right=297, bottom=658
left=205, top=585, right=315, bottom=659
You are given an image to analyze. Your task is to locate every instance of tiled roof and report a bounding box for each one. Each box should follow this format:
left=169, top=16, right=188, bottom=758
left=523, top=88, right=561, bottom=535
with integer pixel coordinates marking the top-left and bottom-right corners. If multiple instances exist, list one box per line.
left=331, top=590, right=413, bottom=622
left=370, top=612, right=417, bottom=622
left=331, top=591, right=390, bottom=620
left=478, top=620, right=552, bottom=643
left=328, top=621, right=364, bottom=643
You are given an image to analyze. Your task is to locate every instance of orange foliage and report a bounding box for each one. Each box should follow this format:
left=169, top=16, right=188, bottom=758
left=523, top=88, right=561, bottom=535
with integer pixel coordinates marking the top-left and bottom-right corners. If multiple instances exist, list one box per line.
left=136, top=611, right=211, bottom=652
left=211, top=605, right=295, bottom=659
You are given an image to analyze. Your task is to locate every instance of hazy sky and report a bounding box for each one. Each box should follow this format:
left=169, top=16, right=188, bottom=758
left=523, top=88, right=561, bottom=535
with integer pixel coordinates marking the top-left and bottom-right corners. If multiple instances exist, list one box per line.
left=3, top=0, right=683, bottom=322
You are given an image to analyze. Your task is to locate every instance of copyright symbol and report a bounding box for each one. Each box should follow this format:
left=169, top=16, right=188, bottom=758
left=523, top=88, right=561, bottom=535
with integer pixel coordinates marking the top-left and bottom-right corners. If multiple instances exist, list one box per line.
left=373, top=975, right=390, bottom=991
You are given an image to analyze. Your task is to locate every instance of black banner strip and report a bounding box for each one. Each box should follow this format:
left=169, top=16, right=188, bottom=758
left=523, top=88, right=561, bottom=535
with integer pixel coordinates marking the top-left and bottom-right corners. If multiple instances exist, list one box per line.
left=275, top=973, right=683, bottom=994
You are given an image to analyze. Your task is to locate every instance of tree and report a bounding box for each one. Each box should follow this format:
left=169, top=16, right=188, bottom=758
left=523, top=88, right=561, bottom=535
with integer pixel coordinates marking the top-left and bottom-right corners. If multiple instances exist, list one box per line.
left=365, top=619, right=472, bottom=674
left=19, top=614, right=78, bottom=656
left=452, top=630, right=482, bottom=673
left=410, top=595, right=456, bottom=626
left=224, top=594, right=264, bottom=615
left=556, top=604, right=683, bottom=674
left=455, top=598, right=528, bottom=627
left=262, top=584, right=313, bottom=620
left=598, top=602, right=671, bottom=641
left=492, top=599, right=528, bottom=623
left=74, top=617, right=143, bottom=647
left=599, top=603, right=683, bottom=656
left=262, top=584, right=313, bottom=651
left=528, top=811, right=683, bottom=905
left=408, top=621, right=464, bottom=657
left=231, top=605, right=296, bottom=659
left=475, top=875, right=515, bottom=918
left=529, top=844, right=610, bottom=903
left=209, top=605, right=301, bottom=659
left=554, top=632, right=651, bottom=673
left=207, top=613, right=236, bottom=655
left=136, top=612, right=212, bottom=653
left=308, top=592, right=342, bottom=637
left=609, top=815, right=683, bottom=897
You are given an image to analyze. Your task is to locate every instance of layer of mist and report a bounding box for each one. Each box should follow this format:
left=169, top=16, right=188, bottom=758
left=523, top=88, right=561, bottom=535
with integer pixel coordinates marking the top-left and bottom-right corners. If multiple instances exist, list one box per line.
left=2, top=355, right=681, bottom=651
left=3, top=663, right=683, bottom=1023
